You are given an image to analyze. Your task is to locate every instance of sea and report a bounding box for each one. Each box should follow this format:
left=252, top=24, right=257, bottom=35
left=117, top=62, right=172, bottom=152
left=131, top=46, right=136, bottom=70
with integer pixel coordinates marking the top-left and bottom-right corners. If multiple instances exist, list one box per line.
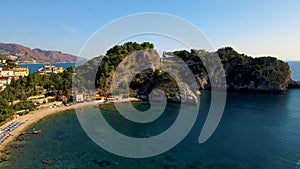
left=18, top=62, right=82, bottom=74
left=0, top=62, right=300, bottom=169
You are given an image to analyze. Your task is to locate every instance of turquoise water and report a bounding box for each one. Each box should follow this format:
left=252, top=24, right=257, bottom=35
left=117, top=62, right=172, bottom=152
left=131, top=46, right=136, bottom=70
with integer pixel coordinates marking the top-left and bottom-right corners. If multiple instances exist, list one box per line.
left=1, top=62, right=300, bottom=169
left=1, top=90, right=300, bottom=169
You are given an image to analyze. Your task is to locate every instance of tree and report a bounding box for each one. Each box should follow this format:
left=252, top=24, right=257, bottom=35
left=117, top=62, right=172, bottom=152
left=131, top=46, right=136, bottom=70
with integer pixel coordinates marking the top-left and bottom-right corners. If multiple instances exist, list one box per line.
left=0, top=95, right=14, bottom=121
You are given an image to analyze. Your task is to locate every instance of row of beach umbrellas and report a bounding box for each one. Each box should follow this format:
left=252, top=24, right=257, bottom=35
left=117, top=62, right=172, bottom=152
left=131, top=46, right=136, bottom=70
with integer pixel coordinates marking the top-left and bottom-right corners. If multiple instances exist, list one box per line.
left=0, top=121, right=24, bottom=145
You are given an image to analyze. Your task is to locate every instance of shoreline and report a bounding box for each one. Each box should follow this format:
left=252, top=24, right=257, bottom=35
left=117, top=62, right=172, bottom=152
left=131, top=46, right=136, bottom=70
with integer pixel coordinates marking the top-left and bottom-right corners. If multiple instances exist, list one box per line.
left=0, top=98, right=141, bottom=155
left=0, top=101, right=96, bottom=155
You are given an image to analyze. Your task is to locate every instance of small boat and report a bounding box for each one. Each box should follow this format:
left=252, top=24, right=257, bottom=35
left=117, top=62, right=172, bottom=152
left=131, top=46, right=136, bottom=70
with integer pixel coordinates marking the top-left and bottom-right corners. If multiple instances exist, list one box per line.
left=22, top=130, right=41, bottom=135
left=32, top=130, right=41, bottom=134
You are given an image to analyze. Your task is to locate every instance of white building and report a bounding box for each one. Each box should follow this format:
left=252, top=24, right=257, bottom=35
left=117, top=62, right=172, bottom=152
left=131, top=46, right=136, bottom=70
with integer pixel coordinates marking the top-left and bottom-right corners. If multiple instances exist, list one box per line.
left=38, top=64, right=64, bottom=74
left=0, top=67, right=14, bottom=91
left=0, top=67, right=14, bottom=77
left=0, top=77, right=12, bottom=91
left=74, top=93, right=84, bottom=102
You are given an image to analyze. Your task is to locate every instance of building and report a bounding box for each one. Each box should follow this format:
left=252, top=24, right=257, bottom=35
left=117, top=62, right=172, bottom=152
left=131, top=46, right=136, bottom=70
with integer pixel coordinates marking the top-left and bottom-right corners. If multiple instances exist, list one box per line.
left=0, top=67, right=14, bottom=77
left=106, top=96, right=121, bottom=102
left=38, top=64, right=56, bottom=74
left=0, top=66, right=29, bottom=91
left=13, top=67, right=29, bottom=77
left=74, top=93, right=84, bottom=102
left=56, top=66, right=64, bottom=74
left=0, top=58, right=7, bottom=64
left=0, top=67, right=14, bottom=91
left=94, top=95, right=106, bottom=102
left=0, top=77, right=12, bottom=91
left=38, top=64, right=64, bottom=74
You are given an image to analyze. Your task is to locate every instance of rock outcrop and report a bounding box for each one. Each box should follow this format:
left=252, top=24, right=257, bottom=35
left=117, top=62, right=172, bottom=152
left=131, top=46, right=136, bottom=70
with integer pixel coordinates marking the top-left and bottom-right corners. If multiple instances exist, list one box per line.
left=76, top=42, right=294, bottom=104
left=288, top=80, right=300, bottom=89
left=170, top=47, right=292, bottom=93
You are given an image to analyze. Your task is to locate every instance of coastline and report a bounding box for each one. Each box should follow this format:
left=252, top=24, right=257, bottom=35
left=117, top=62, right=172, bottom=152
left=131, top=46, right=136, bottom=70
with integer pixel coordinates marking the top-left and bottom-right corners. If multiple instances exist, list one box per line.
left=0, top=98, right=141, bottom=155
left=0, top=101, right=96, bottom=155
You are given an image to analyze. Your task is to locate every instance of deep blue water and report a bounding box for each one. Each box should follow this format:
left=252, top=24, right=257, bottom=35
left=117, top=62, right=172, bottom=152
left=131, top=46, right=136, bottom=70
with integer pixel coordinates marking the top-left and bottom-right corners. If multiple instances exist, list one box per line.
left=18, top=62, right=82, bottom=74
left=0, top=62, right=300, bottom=169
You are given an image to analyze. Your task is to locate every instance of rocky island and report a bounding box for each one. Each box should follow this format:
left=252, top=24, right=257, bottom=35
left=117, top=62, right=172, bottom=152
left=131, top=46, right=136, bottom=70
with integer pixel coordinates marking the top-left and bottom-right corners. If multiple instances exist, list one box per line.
left=74, top=42, right=298, bottom=103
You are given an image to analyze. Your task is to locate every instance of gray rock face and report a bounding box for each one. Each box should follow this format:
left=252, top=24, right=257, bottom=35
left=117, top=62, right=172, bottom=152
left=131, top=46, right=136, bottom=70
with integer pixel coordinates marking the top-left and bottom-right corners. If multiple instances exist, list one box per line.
left=248, top=81, right=255, bottom=90
left=169, top=95, right=181, bottom=103
left=197, top=74, right=288, bottom=93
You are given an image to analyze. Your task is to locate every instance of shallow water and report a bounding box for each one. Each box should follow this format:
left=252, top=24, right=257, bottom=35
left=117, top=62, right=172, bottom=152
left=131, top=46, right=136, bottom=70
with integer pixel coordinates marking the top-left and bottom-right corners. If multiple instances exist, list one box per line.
left=1, top=89, right=300, bottom=169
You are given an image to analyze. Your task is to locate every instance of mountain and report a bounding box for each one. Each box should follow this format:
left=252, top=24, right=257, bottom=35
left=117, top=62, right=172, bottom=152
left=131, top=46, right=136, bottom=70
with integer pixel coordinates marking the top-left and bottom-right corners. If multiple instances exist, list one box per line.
left=0, top=43, right=85, bottom=63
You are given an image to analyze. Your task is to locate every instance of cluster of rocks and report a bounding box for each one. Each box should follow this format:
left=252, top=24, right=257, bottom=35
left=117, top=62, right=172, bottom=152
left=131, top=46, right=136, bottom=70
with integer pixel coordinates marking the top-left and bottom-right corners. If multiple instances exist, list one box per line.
left=288, top=80, right=300, bottom=89
left=197, top=75, right=295, bottom=93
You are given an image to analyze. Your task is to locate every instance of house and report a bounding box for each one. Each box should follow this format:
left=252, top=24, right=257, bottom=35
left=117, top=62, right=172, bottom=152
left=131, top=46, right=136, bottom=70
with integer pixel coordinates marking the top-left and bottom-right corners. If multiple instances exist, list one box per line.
left=38, top=64, right=56, bottom=74
left=0, top=67, right=14, bottom=91
left=106, top=96, right=121, bottom=102
left=94, top=95, right=106, bottom=102
left=0, top=66, right=29, bottom=90
left=0, top=77, right=12, bottom=91
left=38, top=63, right=64, bottom=74
left=13, top=67, right=29, bottom=77
left=0, top=67, right=14, bottom=77
left=56, top=66, right=64, bottom=74
left=74, top=93, right=84, bottom=102
left=0, top=58, right=7, bottom=64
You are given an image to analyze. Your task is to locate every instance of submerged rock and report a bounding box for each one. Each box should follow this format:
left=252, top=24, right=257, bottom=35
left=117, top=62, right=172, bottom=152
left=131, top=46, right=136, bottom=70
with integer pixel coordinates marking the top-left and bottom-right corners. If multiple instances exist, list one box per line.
left=92, top=159, right=111, bottom=167
left=160, top=164, right=178, bottom=169
left=42, top=159, right=52, bottom=165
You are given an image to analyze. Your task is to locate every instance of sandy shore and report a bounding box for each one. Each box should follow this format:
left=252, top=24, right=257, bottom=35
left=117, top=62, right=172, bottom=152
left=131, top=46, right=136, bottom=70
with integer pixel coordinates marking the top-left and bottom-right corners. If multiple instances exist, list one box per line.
left=0, top=101, right=97, bottom=154
left=0, top=98, right=141, bottom=155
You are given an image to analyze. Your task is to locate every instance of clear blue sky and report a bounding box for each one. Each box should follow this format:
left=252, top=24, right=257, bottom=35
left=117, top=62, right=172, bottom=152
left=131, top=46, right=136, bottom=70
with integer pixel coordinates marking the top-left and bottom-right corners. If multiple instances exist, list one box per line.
left=0, top=0, right=299, bottom=60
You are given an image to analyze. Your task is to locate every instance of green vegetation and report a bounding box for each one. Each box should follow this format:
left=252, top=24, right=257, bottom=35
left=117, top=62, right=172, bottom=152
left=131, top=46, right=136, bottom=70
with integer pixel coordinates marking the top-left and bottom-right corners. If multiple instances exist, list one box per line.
left=0, top=42, right=291, bottom=120
left=96, top=42, right=154, bottom=89
left=129, top=69, right=179, bottom=98
left=0, top=67, right=74, bottom=121
left=74, top=42, right=154, bottom=95
left=171, top=47, right=291, bottom=92
left=75, top=42, right=291, bottom=97
left=0, top=95, right=14, bottom=121
left=0, top=57, right=17, bottom=69
left=13, top=100, right=36, bottom=112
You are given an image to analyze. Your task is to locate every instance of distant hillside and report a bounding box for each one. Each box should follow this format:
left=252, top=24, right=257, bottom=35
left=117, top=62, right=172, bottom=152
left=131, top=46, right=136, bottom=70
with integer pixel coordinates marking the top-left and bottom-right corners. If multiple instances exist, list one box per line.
left=0, top=43, right=85, bottom=63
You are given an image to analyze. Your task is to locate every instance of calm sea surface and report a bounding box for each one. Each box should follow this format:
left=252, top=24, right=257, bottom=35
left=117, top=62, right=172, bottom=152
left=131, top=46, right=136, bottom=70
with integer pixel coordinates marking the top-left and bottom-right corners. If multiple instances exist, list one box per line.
left=18, top=62, right=82, bottom=73
left=1, top=62, right=300, bottom=169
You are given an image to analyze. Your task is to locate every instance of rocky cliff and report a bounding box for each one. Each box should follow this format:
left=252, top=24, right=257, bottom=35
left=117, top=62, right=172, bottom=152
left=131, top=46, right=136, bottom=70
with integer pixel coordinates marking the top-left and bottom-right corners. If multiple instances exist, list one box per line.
left=75, top=42, right=294, bottom=104
left=288, top=80, right=300, bottom=89
left=74, top=42, right=199, bottom=103
left=171, top=47, right=291, bottom=93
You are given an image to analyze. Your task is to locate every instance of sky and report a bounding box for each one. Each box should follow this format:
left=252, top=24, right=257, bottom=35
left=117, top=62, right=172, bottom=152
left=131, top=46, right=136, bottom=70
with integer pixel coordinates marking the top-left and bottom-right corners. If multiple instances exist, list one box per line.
left=0, top=0, right=299, bottom=60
